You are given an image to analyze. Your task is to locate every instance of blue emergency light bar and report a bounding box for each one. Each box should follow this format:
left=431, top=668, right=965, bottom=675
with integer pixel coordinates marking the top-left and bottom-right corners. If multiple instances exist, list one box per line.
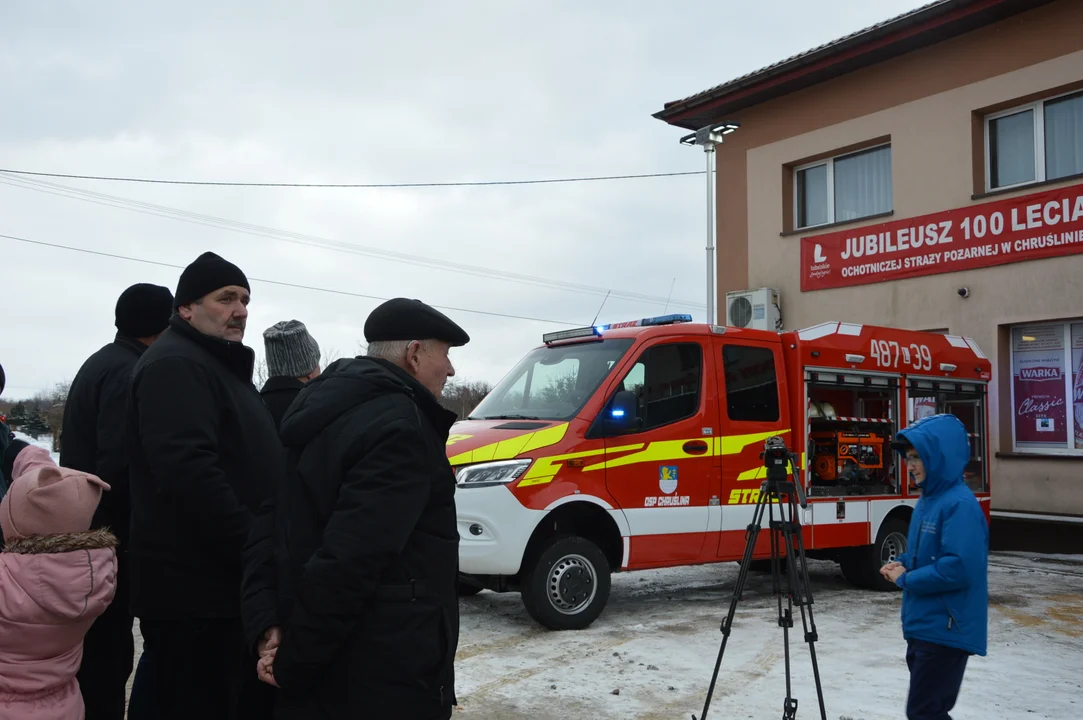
left=542, top=313, right=693, bottom=344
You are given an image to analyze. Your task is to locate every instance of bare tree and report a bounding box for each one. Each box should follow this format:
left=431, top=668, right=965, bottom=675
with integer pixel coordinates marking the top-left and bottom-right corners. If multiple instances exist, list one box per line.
left=48, top=381, right=70, bottom=452
left=440, top=380, right=493, bottom=419
left=253, top=357, right=269, bottom=387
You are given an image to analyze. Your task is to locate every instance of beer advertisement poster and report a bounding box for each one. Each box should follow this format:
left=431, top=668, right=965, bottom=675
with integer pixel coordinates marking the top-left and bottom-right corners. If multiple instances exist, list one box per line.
left=1012, top=325, right=1068, bottom=446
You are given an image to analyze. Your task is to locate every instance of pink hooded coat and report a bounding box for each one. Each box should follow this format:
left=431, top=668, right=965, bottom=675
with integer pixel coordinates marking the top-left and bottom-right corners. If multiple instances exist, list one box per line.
left=0, top=445, right=118, bottom=720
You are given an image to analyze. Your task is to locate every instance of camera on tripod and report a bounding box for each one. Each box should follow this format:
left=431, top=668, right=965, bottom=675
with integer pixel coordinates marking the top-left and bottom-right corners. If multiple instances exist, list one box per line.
left=761, top=435, right=791, bottom=481
left=759, top=435, right=807, bottom=509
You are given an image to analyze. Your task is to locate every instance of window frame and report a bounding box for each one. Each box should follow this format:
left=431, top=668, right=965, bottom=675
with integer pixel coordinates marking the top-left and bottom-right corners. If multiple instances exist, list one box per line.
left=720, top=343, right=781, bottom=423
left=793, top=142, right=893, bottom=231
left=606, top=340, right=705, bottom=435
left=1007, top=319, right=1083, bottom=457
left=984, top=88, right=1083, bottom=193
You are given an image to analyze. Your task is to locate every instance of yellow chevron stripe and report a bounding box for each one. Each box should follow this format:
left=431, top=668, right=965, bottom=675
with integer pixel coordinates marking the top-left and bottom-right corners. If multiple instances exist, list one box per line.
left=582, top=439, right=698, bottom=472
left=517, top=443, right=644, bottom=488
left=448, top=423, right=570, bottom=466
left=716, top=429, right=790, bottom=456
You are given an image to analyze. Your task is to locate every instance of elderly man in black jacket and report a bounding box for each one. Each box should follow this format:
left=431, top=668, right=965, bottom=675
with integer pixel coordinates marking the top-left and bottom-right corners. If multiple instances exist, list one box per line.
left=60, top=282, right=173, bottom=720
left=242, top=297, right=468, bottom=720
left=127, top=251, right=283, bottom=720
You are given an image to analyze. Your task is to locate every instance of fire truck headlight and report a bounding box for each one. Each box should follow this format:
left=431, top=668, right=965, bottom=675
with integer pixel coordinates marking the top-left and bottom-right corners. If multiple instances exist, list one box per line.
left=455, top=459, right=532, bottom=489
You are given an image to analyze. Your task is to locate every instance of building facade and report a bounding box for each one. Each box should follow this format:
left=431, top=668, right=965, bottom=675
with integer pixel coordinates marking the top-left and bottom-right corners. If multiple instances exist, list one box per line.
left=655, top=0, right=1083, bottom=520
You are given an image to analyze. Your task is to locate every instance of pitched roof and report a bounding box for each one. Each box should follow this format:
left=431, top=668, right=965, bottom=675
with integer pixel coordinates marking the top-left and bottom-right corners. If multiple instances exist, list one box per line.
left=653, top=0, right=1054, bottom=130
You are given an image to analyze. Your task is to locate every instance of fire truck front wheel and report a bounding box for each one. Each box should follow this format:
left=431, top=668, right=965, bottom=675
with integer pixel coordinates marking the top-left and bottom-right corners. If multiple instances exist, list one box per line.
left=841, top=516, right=908, bottom=591
left=521, top=535, right=611, bottom=631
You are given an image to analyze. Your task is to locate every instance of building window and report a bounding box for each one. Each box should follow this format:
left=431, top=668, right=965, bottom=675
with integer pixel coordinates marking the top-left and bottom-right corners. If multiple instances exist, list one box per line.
left=721, top=345, right=780, bottom=422
left=1008, top=320, right=1083, bottom=455
left=986, top=90, right=1083, bottom=191
left=794, top=144, right=893, bottom=229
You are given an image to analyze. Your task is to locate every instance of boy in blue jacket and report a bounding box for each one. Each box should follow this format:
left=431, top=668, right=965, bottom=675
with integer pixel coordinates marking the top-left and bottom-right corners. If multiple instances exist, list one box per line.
left=881, top=413, right=988, bottom=719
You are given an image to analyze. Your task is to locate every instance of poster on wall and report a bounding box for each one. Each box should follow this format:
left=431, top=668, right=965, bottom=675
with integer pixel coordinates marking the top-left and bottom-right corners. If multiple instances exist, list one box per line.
left=1012, top=325, right=1067, bottom=446
left=1073, top=323, right=1083, bottom=450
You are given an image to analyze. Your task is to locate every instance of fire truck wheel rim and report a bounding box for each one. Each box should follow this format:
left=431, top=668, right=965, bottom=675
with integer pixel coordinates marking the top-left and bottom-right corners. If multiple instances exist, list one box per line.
left=880, top=531, right=907, bottom=565
left=547, top=553, right=597, bottom=615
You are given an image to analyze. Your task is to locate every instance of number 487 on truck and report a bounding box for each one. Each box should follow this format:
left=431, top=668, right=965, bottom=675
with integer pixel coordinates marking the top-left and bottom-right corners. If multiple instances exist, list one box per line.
left=446, top=315, right=991, bottom=630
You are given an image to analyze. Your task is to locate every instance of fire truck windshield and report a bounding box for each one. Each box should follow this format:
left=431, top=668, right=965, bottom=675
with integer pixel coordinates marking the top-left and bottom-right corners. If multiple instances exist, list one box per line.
left=470, top=338, right=634, bottom=421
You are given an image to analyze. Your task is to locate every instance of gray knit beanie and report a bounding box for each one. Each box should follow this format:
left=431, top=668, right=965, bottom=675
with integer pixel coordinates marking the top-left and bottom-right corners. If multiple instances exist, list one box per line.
left=263, top=320, right=321, bottom=378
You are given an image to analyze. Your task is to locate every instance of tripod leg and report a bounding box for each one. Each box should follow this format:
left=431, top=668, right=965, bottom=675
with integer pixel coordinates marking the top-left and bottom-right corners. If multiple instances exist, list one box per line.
left=694, top=489, right=770, bottom=720
left=770, top=495, right=798, bottom=720
left=782, top=493, right=828, bottom=720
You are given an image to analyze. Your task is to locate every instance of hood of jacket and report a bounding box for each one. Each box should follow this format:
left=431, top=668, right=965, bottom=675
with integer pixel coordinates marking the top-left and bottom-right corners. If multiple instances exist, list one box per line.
left=279, top=356, right=452, bottom=448
left=0, top=529, right=117, bottom=701
left=894, top=413, right=970, bottom=497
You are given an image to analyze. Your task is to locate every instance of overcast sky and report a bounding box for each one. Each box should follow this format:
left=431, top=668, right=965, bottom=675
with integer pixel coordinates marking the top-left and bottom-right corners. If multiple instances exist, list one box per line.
left=0, top=0, right=929, bottom=399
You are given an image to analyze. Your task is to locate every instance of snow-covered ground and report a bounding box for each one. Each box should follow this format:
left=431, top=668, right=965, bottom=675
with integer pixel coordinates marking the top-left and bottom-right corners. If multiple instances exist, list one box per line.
left=11, top=430, right=59, bottom=463
left=451, top=555, right=1083, bottom=719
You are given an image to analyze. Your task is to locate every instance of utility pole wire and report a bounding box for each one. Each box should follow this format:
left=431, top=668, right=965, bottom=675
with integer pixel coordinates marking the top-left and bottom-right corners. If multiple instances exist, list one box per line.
left=0, top=167, right=705, bottom=188
left=0, top=232, right=588, bottom=327
left=0, top=173, right=707, bottom=312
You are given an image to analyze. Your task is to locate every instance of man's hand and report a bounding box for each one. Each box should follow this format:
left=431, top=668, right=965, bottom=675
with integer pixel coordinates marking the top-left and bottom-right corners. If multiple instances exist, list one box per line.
left=257, top=625, right=282, bottom=658
left=880, top=561, right=905, bottom=583
left=256, top=626, right=283, bottom=688
left=257, top=650, right=280, bottom=688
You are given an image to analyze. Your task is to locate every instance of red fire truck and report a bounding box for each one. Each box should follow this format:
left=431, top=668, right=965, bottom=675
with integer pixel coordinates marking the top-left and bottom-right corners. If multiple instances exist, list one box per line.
left=447, top=314, right=991, bottom=630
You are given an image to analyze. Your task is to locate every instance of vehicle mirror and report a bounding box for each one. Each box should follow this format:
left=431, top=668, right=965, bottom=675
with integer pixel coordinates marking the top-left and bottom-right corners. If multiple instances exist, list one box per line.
left=585, top=389, right=640, bottom=439
left=607, top=390, right=638, bottom=431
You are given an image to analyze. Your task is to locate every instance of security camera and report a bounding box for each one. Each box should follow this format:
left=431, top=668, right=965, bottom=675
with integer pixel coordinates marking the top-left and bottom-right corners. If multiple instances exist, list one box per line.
left=957, top=287, right=970, bottom=298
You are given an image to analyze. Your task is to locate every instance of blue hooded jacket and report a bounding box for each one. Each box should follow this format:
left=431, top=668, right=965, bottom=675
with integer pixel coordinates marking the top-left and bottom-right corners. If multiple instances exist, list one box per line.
left=893, top=413, right=988, bottom=656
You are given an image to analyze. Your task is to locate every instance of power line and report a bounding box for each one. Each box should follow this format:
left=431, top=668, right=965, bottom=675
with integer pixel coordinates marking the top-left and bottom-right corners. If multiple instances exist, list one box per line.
left=0, top=167, right=704, bottom=188
left=0, top=232, right=588, bottom=327
left=0, top=173, right=706, bottom=312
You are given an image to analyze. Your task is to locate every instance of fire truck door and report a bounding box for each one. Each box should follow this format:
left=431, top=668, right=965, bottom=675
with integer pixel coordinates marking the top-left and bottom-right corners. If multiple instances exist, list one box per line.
left=711, top=337, right=790, bottom=558
left=602, top=338, right=719, bottom=566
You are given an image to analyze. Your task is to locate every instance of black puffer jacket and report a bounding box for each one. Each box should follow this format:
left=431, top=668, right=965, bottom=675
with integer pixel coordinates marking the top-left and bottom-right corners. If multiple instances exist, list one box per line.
left=60, top=334, right=147, bottom=550
left=127, top=315, right=284, bottom=620
left=243, top=357, right=460, bottom=720
left=259, top=376, right=304, bottom=431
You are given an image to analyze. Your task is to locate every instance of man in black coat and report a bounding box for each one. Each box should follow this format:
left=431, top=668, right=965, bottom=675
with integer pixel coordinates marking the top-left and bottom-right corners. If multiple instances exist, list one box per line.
left=241, top=298, right=468, bottom=720
left=127, top=251, right=283, bottom=720
left=59, top=282, right=173, bottom=720
left=260, top=319, right=321, bottom=430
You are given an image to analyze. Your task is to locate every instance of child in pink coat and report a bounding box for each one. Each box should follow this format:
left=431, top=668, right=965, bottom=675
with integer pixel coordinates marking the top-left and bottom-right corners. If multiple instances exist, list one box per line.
left=0, top=444, right=118, bottom=720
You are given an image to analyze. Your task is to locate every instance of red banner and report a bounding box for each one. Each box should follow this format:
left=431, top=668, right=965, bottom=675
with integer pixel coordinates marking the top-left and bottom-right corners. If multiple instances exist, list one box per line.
left=801, top=182, right=1083, bottom=291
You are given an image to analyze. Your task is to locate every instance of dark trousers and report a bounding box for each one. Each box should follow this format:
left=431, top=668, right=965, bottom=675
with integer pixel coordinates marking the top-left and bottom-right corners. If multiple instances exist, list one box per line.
left=76, top=587, right=134, bottom=720
left=126, top=650, right=156, bottom=720
left=140, top=617, right=276, bottom=720
left=905, top=639, right=970, bottom=720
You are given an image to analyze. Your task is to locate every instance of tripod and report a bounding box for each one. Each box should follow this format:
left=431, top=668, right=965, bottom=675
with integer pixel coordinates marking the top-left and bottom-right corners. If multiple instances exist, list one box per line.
left=693, top=437, right=827, bottom=720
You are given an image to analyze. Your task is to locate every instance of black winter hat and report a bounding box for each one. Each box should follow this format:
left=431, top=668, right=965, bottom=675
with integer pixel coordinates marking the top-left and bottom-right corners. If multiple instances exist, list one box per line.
left=174, top=251, right=250, bottom=308
left=115, top=283, right=174, bottom=338
left=364, top=298, right=470, bottom=347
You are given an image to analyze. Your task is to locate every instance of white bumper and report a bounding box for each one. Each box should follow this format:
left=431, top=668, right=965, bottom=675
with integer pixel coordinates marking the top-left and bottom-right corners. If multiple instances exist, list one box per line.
left=456, top=484, right=544, bottom=576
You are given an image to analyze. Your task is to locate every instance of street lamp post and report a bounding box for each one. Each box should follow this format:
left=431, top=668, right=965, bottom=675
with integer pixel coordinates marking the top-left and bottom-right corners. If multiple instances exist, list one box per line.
left=680, top=122, right=740, bottom=325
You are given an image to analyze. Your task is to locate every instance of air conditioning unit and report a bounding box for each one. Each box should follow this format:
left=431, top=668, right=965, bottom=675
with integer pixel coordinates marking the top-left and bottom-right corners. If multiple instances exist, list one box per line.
left=725, top=288, right=781, bottom=331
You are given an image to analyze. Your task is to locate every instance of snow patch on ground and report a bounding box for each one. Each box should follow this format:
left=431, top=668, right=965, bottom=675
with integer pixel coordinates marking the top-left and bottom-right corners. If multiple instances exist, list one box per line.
left=449, top=558, right=1083, bottom=719
left=11, top=430, right=59, bottom=464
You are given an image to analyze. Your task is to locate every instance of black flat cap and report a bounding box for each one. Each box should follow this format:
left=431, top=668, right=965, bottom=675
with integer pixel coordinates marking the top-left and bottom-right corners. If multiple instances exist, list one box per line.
left=364, top=298, right=470, bottom=347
